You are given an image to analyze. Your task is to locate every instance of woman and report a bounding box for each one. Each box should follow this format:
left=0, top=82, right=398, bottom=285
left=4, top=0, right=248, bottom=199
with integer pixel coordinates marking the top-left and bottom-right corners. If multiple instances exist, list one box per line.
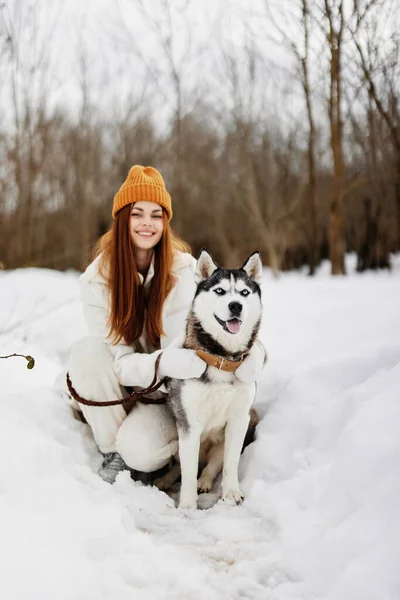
left=61, top=165, right=206, bottom=483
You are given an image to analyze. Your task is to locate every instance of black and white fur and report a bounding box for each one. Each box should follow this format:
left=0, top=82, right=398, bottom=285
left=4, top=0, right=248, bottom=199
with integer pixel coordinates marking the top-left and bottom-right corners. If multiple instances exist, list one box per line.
left=166, top=249, right=264, bottom=509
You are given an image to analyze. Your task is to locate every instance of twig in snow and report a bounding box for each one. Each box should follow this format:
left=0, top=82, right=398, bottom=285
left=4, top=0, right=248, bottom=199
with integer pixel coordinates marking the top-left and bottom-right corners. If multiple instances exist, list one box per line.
left=0, top=353, right=35, bottom=369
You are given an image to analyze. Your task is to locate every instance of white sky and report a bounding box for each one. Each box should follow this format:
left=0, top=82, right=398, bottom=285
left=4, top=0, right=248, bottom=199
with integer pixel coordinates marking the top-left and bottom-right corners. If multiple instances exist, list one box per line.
left=1, top=0, right=296, bottom=128
left=1, top=0, right=398, bottom=148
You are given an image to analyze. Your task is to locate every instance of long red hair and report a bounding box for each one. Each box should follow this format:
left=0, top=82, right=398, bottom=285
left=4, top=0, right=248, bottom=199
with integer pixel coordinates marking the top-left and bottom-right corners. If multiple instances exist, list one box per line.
left=94, top=204, right=190, bottom=348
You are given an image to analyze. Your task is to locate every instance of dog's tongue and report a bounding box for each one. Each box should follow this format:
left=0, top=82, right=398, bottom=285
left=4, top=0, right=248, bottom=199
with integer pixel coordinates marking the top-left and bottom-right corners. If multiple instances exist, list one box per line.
left=226, top=318, right=241, bottom=334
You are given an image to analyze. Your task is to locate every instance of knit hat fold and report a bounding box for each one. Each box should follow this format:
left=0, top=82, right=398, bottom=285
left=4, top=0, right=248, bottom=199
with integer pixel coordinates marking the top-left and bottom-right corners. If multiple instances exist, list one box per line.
left=112, top=165, right=172, bottom=220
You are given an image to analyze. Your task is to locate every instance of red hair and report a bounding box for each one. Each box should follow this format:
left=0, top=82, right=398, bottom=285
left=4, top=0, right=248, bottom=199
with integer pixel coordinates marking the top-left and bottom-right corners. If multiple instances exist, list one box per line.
left=94, top=204, right=190, bottom=348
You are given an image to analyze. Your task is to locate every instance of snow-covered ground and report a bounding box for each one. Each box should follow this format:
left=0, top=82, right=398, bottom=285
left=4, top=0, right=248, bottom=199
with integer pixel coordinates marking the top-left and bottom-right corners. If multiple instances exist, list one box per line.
left=1, top=254, right=400, bottom=600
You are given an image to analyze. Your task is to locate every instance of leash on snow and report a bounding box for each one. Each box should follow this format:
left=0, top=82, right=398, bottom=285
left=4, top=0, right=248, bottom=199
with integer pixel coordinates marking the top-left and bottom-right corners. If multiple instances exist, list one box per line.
left=66, top=353, right=168, bottom=407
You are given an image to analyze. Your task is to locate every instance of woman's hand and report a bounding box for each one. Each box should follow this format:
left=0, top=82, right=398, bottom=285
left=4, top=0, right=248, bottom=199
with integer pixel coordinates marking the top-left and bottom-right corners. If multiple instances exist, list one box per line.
left=159, top=348, right=207, bottom=380
left=235, top=341, right=267, bottom=385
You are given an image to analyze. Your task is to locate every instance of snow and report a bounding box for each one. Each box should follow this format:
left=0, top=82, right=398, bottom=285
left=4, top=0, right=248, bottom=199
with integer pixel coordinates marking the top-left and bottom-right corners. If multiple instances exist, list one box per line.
left=1, top=255, right=400, bottom=600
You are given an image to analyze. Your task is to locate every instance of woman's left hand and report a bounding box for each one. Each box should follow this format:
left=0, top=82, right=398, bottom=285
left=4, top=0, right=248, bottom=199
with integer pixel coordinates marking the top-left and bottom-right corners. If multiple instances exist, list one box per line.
left=235, top=340, right=267, bottom=385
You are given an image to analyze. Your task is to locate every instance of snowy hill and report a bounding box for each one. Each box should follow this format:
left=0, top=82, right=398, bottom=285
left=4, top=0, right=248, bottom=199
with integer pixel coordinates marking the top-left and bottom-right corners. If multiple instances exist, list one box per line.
left=1, top=256, right=400, bottom=600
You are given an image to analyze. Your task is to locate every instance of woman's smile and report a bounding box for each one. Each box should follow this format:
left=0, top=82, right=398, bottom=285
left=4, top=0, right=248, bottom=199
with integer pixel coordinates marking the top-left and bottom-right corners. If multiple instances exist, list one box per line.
left=135, top=230, right=155, bottom=236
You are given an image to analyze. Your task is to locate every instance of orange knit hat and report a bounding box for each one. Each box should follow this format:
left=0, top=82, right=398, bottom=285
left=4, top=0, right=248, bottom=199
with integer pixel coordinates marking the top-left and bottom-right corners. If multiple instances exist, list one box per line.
left=112, top=165, right=173, bottom=220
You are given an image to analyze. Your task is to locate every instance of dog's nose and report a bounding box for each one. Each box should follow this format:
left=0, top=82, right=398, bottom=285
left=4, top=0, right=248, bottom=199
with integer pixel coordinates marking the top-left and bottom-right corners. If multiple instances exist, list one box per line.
left=228, top=301, right=242, bottom=316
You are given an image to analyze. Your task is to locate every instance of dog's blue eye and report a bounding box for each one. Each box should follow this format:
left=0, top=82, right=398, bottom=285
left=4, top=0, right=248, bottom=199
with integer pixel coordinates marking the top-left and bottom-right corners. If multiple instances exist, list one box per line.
left=240, top=289, right=250, bottom=296
left=214, top=288, right=225, bottom=295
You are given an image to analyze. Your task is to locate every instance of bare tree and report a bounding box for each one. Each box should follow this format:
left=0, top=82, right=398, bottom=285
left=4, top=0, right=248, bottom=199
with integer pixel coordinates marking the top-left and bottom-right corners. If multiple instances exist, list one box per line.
left=265, top=0, right=319, bottom=274
left=320, top=0, right=346, bottom=274
left=0, top=0, right=60, bottom=266
left=349, top=0, right=400, bottom=250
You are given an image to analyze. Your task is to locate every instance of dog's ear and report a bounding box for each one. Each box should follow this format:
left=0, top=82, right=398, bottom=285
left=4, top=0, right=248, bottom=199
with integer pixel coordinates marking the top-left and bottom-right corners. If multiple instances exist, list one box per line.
left=241, top=251, right=263, bottom=285
left=195, top=249, right=219, bottom=283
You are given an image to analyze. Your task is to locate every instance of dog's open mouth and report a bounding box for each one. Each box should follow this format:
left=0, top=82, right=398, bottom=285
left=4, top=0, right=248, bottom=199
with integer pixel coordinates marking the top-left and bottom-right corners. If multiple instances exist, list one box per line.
left=215, top=315, right=242, bottom=334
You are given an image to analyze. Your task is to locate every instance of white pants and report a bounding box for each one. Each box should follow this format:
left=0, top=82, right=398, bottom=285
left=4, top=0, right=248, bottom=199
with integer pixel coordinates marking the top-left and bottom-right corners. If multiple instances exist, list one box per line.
left=56, top=336, right=178, bottom=472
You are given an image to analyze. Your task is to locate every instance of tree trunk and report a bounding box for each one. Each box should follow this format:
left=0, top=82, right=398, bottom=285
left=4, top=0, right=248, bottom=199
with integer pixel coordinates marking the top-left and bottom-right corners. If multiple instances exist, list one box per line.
left=308, top=148, right=318, bottom=274
left=306, top=86, right=318, bottom=275
left=396, top=156, right=400, bottom=250
left=328, top=34, right=346, bottom=275
left=356, top=198, right=377, bottom=271
left=301, top=0, right=318, bottom=275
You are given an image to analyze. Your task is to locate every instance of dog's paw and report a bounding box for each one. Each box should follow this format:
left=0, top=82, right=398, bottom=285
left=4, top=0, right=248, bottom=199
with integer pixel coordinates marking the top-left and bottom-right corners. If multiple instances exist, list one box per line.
left=222, top=488, right=244, bottom=505
left=178, top=499, right=197, bottom=510
left=197, top=474, right=213, bottom=494
left=154, top=474, right=172, bottom=492
left=178, top=490, right=198, bottom=510
left=154, top=463, right=181, bottom=492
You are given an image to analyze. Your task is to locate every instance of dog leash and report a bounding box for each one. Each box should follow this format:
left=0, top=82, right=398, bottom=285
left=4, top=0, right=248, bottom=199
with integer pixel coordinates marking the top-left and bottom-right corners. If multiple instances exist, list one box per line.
left=66, top=353, right=167, bottom=407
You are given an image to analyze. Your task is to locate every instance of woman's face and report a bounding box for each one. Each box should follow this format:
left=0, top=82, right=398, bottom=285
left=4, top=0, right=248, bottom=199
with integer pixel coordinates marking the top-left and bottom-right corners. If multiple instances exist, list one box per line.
left=130, top=201, right=164, bottom=250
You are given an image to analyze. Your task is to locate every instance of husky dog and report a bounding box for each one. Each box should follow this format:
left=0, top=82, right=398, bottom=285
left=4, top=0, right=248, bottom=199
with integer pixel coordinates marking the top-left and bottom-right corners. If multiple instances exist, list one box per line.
left=164, top=249, right=266, bottom=509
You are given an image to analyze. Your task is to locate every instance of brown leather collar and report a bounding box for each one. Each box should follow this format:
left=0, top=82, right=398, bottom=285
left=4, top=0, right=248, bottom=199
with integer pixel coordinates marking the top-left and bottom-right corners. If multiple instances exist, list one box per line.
left=196, top=349, right=246, bottom=372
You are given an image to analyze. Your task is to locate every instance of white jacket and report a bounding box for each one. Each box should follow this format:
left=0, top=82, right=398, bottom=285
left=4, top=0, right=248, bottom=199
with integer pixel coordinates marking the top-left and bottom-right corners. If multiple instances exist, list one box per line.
left=79, top=251, right=197, bottom=388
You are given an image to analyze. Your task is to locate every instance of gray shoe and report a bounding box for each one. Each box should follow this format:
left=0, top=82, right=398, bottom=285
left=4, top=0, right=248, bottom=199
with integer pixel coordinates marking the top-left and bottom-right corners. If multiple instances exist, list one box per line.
left=98, top=452, right=128, bottom=484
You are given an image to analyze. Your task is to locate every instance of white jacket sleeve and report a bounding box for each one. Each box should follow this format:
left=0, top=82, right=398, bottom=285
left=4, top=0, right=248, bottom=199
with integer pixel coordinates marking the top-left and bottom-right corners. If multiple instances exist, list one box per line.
left=111, top=343, right=163, bottom=388
left=80, top=277, right=112, bottom=340
left=79, top=275, right=162, bottom=388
